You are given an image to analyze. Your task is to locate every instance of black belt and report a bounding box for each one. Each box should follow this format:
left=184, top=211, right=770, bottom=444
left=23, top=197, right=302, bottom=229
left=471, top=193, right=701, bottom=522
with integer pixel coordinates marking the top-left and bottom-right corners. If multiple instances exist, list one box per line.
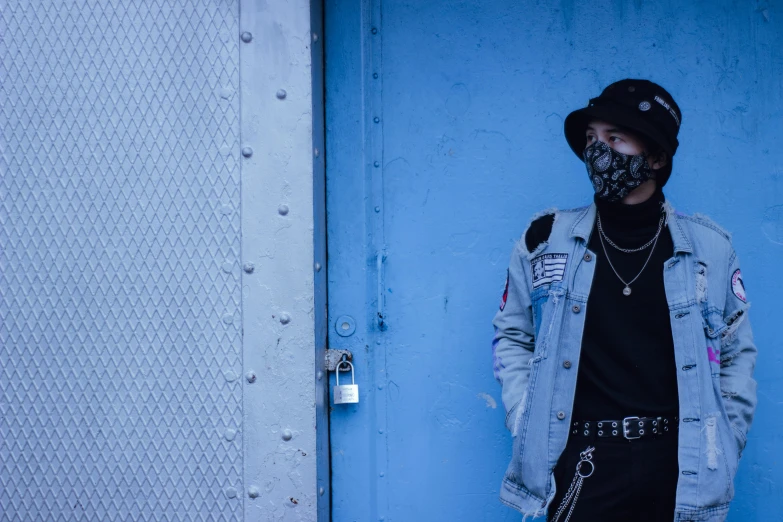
left=571, top=416, right=678, bottom=440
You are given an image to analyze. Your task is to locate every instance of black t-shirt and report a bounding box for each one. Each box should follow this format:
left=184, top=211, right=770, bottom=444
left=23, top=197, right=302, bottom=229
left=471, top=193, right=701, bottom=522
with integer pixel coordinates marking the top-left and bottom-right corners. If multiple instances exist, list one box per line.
left=571, top=189, right=679, bottom=421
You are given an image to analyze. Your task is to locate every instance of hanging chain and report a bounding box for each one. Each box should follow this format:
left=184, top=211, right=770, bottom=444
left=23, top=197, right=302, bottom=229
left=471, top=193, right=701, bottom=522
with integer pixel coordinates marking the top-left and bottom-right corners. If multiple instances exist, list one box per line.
left=597, top=214, right=662, bottom=296
left=597, top=212, right=664, bottom=253
left=551, top=446, right=596, bottom=522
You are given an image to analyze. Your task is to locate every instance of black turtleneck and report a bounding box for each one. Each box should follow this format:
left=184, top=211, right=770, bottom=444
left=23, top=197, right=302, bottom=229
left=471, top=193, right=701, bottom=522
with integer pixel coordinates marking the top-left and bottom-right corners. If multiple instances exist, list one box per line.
left=572, top=188, right=679, bottom=421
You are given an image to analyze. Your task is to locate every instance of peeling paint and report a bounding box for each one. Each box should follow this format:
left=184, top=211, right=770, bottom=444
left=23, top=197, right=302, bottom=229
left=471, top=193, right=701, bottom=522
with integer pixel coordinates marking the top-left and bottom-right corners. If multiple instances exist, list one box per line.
left=477, top=392, right=497, bottom=409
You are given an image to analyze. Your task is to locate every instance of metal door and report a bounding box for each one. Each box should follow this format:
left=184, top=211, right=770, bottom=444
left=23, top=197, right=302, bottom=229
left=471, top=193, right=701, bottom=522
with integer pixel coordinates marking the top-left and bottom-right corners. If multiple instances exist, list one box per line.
left=325, top=1, right=782, bottom=520
left=1, top=1, right=318, bottom=520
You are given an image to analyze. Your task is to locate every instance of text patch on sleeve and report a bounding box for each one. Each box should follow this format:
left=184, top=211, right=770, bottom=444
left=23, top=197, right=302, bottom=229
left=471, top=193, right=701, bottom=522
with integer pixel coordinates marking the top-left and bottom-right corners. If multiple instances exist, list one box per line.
left=731, top=269, right=746, bottom=302
left=499, top=269, right=509, bottom=311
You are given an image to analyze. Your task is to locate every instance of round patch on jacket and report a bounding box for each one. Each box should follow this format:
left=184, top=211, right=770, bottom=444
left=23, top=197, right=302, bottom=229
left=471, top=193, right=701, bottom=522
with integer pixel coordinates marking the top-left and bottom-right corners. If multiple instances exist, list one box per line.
left=731, top=269, right=746, bottom=302
left=500, top=269, right=509, bottom=311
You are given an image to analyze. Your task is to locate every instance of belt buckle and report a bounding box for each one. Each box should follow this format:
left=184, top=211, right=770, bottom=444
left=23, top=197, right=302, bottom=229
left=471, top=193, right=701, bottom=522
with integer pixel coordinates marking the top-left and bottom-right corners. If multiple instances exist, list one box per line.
left=623, top=416, right=641, bottom=440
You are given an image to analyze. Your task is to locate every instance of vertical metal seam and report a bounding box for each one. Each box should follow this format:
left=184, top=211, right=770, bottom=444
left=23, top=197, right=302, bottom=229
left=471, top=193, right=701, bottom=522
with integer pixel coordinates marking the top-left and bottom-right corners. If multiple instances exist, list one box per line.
left=366, top=0, right=388, bottom=519
left=237, top=0, right=245, bottom=514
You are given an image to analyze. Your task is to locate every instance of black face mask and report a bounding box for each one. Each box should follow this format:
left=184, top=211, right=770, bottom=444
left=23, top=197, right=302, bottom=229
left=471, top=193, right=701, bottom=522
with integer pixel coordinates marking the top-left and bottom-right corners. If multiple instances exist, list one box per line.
left=583, top=140, right=653, bottom=202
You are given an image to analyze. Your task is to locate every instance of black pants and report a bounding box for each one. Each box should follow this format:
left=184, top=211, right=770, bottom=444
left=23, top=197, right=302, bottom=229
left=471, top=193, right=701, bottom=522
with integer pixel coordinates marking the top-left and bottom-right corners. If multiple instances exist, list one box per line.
left=548, top=435, right=679, bottom=522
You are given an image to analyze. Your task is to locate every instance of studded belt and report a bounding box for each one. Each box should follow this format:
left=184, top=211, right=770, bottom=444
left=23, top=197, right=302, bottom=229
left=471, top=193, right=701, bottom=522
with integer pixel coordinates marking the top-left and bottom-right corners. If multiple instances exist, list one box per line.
left=571, top=416, right=678, bottom=440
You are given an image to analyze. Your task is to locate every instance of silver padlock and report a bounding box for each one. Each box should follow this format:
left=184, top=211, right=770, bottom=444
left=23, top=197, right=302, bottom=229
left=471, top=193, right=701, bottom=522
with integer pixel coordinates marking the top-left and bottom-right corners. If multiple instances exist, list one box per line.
left=333, top=360, right=359, bottom=404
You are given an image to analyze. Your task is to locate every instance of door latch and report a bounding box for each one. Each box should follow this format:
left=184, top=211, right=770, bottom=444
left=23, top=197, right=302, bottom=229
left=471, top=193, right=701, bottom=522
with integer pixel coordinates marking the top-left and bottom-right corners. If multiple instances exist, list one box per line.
left=325, top=349, right=352, bottom=371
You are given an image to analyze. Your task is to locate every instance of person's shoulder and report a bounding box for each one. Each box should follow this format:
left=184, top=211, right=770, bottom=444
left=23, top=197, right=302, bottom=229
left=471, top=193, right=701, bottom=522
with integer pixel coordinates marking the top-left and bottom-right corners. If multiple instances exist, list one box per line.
left=523, top=205, right=589, bottom=254
left=671, top=207, right=733, bottom=244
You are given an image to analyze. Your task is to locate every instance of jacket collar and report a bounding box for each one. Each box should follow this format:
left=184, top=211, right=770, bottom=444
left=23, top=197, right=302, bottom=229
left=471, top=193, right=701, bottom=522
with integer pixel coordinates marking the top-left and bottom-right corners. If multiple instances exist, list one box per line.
left=569, top=200, right=693, bottom=255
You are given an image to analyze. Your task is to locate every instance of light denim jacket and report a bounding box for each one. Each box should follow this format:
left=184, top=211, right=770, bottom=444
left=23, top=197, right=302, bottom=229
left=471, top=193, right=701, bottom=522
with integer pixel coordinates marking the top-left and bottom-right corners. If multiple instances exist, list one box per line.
left=492, top=201, right=757, bottom=522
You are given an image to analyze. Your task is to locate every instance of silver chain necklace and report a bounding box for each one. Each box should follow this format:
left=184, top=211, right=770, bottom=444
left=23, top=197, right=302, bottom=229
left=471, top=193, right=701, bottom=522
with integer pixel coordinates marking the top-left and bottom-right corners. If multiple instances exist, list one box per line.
left=596, top=212, right=663, bottom=296
left=597, top=212, right=665, bottom=253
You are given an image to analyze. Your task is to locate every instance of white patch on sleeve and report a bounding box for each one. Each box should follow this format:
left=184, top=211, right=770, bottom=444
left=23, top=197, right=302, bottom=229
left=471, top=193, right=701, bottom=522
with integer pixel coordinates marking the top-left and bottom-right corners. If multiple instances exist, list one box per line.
left=531, top=253, right=568, bottom=288
left=731, top=269, right=746, bottom=302
left=695, top=263, right=708, bottom=303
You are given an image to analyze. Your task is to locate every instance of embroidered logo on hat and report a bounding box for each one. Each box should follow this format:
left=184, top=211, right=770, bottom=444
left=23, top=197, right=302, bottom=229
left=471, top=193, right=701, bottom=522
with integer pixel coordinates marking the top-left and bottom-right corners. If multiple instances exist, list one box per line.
left=654, top=95, right=681, bottom=126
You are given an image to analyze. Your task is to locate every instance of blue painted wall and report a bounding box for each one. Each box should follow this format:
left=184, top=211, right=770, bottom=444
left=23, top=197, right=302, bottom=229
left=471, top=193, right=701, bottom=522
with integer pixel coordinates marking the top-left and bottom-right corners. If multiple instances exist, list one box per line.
left=325, top=1, right=782, bottom=520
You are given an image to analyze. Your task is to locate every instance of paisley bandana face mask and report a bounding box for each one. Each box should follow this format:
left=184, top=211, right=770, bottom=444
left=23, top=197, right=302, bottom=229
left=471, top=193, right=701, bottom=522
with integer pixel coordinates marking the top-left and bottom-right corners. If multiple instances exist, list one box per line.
left=583, top=140, right=653, bottom=202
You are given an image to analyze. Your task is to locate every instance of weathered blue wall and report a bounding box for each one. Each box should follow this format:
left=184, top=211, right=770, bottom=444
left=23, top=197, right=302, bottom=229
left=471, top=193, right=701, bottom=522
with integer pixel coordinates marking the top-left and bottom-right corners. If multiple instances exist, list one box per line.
left=326, top=1, right=782, bottom=520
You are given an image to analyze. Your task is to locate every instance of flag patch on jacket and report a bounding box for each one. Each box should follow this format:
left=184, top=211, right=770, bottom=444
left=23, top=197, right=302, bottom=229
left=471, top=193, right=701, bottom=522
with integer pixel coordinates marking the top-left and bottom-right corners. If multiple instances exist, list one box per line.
left=531, top=253, right=568, bottom=288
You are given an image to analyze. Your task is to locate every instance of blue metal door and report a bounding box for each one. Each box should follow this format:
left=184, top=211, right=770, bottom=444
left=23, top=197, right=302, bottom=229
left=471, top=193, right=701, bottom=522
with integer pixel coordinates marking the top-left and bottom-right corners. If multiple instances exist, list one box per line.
left=325, top=1, right=782, bottom=520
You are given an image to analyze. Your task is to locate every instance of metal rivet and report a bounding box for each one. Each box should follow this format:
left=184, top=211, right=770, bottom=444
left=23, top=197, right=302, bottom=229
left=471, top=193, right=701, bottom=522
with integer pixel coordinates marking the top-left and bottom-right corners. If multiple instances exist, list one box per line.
left=612, top=422, right=617, bottom=428
left=248, top=486, right=260, bottom=498
left=312, top=33, right=319, bottom=42
left=583, top=430, right=589, bottom=436
left=276, top=89, right=287, bottom=99
left=598, top=430, right=603, bottom=436
left=563, top=360, right=572, bottom=369
left=373, top=117, right=380, bottom=123
left=640, top=429, right=645, bottom=435
left=224, top=428, right=237, bottom=441
left=280, top=312, right=291, bottom=325
left=278, top=204, right=289, bottom=216
left=583, top=253, right=592, bottom=262
left=226, top=487, right=238, bottom=499
left=373, top=72, right=379, bottom=79
left=612, top=430, right=618, bottom=435
left=371, top=27, right=378, bottom=34
left=598, top=422, right=603, bottom=428
left=282, top=429, right=293, bottom=441
left=242, top=147, right=253, bottom=157
left=241, top=32, right=252, bottom=43
left=315, top=262, right=322, bottom=272
left=319, top=487, right=325, bottom=496
left=572, top=305, right=581, bottom=313
left=246, top=371, right=256, bottom=383
left=557, top=411, right=566, bottom=420
left=243, top=263, right=254, bottom=273
left=314, top=148, right=320, bottom=157
left=316, top=371, right=323, bottom=381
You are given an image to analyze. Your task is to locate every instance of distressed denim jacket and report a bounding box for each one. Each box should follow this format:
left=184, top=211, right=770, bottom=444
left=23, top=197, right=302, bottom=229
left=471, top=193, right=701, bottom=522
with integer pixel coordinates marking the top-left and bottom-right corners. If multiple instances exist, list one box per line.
left=491, top=201, right=757, bottom=522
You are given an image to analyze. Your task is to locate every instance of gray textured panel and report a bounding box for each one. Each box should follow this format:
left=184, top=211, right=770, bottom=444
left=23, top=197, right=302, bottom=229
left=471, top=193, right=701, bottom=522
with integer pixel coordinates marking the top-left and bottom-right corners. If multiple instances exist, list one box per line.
left=0, top=1, right=242, bottom=520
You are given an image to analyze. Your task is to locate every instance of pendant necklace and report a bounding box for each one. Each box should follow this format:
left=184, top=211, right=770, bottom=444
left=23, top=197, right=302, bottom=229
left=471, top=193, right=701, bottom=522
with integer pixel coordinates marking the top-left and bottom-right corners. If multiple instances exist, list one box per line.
left=596, top=212, right=663, bottom=296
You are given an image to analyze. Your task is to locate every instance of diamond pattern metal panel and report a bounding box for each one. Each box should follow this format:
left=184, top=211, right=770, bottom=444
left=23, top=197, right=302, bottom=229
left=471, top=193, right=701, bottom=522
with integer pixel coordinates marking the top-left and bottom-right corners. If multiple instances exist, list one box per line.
left=0, top=1, right=242, bottom=520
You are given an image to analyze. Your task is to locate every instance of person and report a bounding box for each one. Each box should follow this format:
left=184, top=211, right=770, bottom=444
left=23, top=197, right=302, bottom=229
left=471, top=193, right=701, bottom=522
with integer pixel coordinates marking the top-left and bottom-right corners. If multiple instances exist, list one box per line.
left=491, top=79, right=757, bottom=522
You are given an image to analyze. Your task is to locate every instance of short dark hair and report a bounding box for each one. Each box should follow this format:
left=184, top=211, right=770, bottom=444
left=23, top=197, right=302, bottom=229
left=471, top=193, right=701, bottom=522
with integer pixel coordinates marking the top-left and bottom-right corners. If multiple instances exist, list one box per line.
left=639, top=134, right=673, bottom=187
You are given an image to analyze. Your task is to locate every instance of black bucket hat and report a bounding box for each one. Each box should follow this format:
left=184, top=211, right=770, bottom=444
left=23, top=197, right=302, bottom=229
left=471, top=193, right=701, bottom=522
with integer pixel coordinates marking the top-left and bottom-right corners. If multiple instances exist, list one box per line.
left=564, top=79, right=682, bottom=161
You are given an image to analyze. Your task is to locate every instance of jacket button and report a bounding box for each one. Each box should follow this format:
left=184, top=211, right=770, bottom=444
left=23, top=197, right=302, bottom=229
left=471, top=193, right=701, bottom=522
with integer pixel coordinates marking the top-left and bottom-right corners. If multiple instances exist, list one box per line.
left=572, top=304, right=581, bottom=314
left=557, top=411, right=566, bottom=420
left=583, top=253, right=592, bottom=262
left=563, top=360, right=572, bottom=369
